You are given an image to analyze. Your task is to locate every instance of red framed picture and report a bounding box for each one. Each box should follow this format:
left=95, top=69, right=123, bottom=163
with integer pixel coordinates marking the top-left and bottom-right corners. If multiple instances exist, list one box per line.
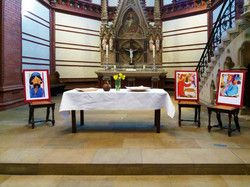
left=216, top=70, right=246, bottom=107
left=174, top=70, right=199, bottom=101
left=23, top=70, right=51, bottom=102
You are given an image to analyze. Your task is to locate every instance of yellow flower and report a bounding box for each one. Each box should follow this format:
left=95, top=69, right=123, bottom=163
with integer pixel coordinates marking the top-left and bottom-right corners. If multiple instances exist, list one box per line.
left=113, top=73, right=126, bottom=80
left=113, top=74, right=118, bottom=80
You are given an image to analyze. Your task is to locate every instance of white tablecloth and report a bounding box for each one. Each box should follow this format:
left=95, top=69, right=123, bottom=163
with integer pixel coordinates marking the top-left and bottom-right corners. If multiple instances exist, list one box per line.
left=59, top=89, right=175, bottom=118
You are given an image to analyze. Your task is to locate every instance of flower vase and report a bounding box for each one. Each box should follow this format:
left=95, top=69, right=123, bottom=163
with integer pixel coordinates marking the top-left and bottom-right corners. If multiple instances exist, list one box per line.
left=115, top=79, right=121, bottom=91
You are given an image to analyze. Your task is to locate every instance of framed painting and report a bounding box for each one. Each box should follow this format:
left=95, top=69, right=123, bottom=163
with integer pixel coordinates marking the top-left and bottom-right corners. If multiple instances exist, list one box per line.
left=175, top=70, right=199, bottom=101
left=23, top=70, right=51, bottom=102
left=216, top=70, right=246, bottom=107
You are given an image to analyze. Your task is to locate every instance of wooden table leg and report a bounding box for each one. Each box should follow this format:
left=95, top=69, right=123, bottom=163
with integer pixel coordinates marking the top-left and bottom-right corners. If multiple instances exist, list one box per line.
left=234, top=110, right=240, bottom=132
left=208, top=109, right=211, bottom=132
left=30, top=107, right=35, bottom=129
left=198, top=106, right=201, bottom=127
left=228, top=112, right=232, bottom=137
left=72, top=110, right=76, bottom=133
left=194, top=107, right=197, bottom=123
left=80, top=110, right=84, bottom=126
left=178, top=105, right=181, bottom=127
left=216, top=112, right=223, bottom=129
left=28, top=105, right=32, bottom=124
left=52, top=104, right=55, bottom=126
left=155, top=109, right=161, bottom=133
left=46, top=107, right=50, bottom=122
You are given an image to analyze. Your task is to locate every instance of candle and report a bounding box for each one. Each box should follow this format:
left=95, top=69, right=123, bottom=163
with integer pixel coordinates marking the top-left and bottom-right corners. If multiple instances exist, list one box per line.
left=152, top=44, right=155, bottom=58
left=106, top=44, right=109, bottom=58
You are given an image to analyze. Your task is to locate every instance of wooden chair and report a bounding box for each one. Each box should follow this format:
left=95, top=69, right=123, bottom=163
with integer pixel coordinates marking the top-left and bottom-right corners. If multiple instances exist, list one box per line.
left=23, top=70, right=56, bottom=129
left=174, top=71, right=200, bottom=127
left=28, top=101, right=55, bottom=129
left=206, top=70, right=246, bottom=136
left=178, top=100, right=201, bottom=127
left=207, top=105, right=240, bottom=137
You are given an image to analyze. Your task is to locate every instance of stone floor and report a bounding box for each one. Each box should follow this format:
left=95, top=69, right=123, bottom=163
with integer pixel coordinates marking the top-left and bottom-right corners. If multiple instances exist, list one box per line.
left=0, top=94, right=250, bottom=164
left=1, top=175, right=250, bottom=187
left=0, top=93, right=250, bottom=185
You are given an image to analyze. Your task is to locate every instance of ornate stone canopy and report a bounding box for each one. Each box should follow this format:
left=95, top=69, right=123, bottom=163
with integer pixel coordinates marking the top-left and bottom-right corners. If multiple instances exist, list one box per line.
left=100, top=0, right=162, bottom=68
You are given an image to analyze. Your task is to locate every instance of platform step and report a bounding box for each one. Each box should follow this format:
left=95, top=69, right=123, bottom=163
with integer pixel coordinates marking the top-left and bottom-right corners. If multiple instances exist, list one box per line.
left=1, top=163, right=249, bottom=175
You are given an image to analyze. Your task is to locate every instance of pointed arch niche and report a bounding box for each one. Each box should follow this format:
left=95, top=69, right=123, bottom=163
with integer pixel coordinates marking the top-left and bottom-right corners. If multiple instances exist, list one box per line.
left=116, top=8, right=146, bottom=65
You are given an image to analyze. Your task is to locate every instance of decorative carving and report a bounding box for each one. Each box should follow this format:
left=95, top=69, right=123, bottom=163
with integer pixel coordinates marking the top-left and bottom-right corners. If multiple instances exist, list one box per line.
left=118, top=9, right=143, bottom=38
left=119, top=39, right=143, bottom=65
left=100, top=0, right=162, bottom=66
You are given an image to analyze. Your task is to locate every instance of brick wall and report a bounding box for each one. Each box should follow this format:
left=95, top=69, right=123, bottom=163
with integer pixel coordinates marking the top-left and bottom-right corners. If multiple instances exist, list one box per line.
left=0, top=0, right=24, bottom=110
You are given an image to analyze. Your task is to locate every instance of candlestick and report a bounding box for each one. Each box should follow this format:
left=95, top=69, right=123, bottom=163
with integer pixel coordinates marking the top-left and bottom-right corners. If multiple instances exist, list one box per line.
left=152, top=44, right=155, bottom=58
left=106, top=44, right=109, bottom=58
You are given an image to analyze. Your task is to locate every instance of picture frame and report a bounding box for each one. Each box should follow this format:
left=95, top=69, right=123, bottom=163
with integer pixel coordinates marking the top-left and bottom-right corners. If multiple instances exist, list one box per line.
left=23, top=70, right=51, bottom=102
left=216, top=70, right=246, bottom=107
left=174, top=70, right=199, bottom=101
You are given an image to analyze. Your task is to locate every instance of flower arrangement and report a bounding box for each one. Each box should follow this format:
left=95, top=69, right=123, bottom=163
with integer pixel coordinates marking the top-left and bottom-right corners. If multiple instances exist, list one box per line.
left=113, top=73, right=126, bottom=81
left=113, top=73, right=126, bottom=91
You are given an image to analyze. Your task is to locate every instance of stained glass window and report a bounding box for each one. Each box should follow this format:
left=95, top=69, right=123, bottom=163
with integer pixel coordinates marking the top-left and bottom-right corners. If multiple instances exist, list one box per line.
left=108, top=0, right=118, bottom=6
left=163, top=0, right=172, bottom=5
left=91, top=0, right=101, bottom=5
left=145, top=0, right=154, bottom=7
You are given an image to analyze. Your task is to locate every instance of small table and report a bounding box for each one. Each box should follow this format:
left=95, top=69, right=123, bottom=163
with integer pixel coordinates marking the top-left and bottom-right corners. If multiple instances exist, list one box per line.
left=207, top=105, right=240, bottom=137
left=178, top=101, right=201, bottom=127
left=28, top=101, right=55, bottom=128
left=59, top=89, right=175, bottom=133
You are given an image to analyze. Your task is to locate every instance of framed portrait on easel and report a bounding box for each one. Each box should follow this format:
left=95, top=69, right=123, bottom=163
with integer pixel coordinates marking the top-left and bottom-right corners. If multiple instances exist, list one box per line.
left=175, top=70, right=199, bottom=101
left=216, top=70, right=246, bottom=107
left=23, top=70, right=51, bottom=102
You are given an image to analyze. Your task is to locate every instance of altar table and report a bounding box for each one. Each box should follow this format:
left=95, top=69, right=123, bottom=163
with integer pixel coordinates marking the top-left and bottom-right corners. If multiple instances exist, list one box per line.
left=59, top=89, right=175, bottom=133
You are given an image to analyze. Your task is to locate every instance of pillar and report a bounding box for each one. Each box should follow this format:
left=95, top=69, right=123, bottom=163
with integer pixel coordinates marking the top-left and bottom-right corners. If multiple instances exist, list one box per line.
left=0, top=0, right=23, bottom=110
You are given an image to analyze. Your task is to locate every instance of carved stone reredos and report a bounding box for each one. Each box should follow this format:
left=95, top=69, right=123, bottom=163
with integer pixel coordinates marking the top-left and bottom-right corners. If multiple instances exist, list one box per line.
left=113, top=0, right=149, bottom=38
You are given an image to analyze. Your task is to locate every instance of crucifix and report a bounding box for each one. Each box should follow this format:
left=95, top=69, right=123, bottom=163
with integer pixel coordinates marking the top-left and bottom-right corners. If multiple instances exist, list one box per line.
left=125, top=48, right=137, bottom=65
left=124, top=39, right=138, bottom=65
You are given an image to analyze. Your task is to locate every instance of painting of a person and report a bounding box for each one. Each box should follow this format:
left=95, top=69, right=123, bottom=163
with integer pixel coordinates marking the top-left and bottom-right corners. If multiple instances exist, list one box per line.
left=184, top=73, right=197, bottom=97
left=125, top=12, right=138, bottom=33
left=177, top=74, right=191, bottom=97
left=29, top=72, right=44, bottom=98
left=224, top=74, right=241, bottom=97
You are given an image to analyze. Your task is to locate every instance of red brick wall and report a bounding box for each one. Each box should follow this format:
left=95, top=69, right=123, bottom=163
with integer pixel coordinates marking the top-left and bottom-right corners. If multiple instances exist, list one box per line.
left=0, top=1, right=3, bottom=88
left=0, top=0, right=24, bottom=110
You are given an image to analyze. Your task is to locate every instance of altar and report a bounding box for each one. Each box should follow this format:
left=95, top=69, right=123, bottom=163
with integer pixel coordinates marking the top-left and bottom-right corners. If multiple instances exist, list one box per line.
left=98, top=0, right=163, bottom=84
left=95, top=70, right=166, bottom=88
left=59, top=88, right=175, bottom=133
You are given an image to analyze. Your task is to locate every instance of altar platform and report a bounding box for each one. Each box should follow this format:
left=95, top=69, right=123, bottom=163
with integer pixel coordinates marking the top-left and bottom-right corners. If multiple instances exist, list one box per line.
left=1, top=94, right=250, bottom=176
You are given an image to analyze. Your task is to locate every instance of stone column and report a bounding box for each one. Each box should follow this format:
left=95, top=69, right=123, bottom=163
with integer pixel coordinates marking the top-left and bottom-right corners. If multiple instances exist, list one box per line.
left=101, top=0, right=108, bottom=25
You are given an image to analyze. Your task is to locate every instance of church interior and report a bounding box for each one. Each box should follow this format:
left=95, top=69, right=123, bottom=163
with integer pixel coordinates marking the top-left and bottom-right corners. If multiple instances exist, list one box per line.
left=1, top=0, right=250, bottom=186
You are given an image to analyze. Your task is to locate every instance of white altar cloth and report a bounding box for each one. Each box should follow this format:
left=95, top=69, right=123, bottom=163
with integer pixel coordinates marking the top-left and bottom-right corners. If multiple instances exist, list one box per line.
left=59, top=89, right=175, bottom=118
